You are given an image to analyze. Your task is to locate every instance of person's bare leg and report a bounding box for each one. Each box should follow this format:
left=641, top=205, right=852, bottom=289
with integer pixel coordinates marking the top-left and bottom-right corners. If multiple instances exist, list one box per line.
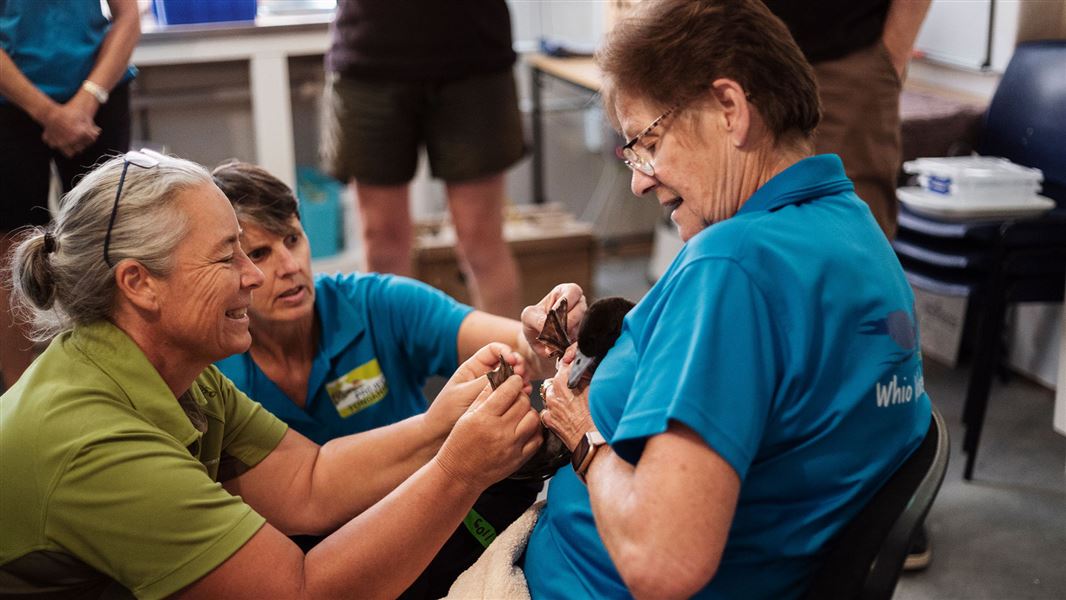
left=1, top=233, right=37, bottom=389
left=352, top=182, right=414, bottom=276
left=446, top=173, right=520, bottom=318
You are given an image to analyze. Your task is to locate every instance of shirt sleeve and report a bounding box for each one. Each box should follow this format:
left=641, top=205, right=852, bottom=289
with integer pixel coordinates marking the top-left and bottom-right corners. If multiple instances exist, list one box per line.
left=210, top=367, right=289, bottom=470
left=45, top=414, right=269, bottom=600
left=369, top=275, right=474, bottom=379
left=610, top=258, right=782, bottom=480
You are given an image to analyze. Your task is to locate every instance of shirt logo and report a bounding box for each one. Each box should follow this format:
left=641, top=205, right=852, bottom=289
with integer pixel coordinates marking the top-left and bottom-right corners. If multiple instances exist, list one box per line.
left=860, top=309, right=925, bottom=408
left=326, top=359, right=388, bottom=418
left=859, top=309, right=918, bottom=355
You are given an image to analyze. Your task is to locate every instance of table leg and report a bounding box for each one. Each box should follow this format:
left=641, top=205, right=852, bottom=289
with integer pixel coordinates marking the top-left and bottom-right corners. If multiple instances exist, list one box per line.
left=1056, top=279, right=1066, bottom=438
left=531, top=65, right=545, bottom=205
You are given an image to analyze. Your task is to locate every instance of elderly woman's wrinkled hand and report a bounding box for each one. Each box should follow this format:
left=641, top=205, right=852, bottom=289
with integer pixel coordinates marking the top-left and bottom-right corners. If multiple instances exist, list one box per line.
left=521, top=283, right=587, bottom=361
left=424, top=343, right=530, bottom=437
left=539, top=355, right=595, bottom=451
left=434, top=374, right=543, bottom=490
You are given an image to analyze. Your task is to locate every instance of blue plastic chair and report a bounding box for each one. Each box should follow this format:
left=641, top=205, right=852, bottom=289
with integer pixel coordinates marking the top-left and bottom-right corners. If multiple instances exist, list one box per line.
left=893, top=40, right=1066, bottom=480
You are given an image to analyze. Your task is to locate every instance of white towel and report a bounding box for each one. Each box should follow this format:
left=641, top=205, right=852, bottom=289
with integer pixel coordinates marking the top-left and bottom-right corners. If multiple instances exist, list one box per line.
left=443, top=500, right=546, bottom=599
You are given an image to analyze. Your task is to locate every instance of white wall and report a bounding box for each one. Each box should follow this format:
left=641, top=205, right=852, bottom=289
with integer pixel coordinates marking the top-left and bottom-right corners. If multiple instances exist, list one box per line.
left=913, top=0, right=1021, bottom=72
left=507, top=0, right=604, bottom=52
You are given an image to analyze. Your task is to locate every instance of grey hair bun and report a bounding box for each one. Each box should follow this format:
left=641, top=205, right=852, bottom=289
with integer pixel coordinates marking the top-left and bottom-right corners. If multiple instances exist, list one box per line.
left=11, top=229, right=58, bottom=311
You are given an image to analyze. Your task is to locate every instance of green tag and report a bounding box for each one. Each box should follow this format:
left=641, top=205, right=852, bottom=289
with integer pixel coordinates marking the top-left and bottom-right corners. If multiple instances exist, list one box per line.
left=462, top=508, right=498, bottom=548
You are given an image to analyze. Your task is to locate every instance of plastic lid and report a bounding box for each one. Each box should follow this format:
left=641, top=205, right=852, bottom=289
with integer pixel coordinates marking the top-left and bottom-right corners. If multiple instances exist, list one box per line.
left=903, top=156, right=1043, bottom=183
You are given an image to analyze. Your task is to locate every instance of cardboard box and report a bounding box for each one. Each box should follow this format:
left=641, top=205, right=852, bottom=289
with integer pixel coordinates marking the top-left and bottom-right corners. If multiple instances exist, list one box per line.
left=912, top=287, right=968, bottom=367
left=412, top=204, right=596, bottom=309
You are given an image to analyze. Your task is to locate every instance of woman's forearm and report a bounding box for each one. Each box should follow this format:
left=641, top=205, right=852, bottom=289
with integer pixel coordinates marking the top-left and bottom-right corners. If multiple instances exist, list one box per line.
left=457, top=311, right=555, bottom=379
left=180, top=458, right=484, bottom=599
left=231, top=417, right=448, bottom=536
left=585, top=426, right=740, bottom=600
left=89, top=0, right=142, bottom=91
left=882, top=0, right=932, bottom=77
left=301, top=414, right=447, bottom=533
left=302, top=458, right=482, bottom=598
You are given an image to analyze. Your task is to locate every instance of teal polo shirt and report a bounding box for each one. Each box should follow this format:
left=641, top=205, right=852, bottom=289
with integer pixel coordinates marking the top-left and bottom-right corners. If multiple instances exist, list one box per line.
left=0, top=0, right=137, bottom=104
left=526, top=154, right=932, bottom=599
left=0, top=321, right=288, bottom=599
left=216, top=272, right=473, bottom=444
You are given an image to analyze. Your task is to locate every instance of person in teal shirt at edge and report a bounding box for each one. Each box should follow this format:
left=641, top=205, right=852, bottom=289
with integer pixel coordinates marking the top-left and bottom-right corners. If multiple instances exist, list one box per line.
left=211, top=161, right=562, bottom=600
left=0, top=0, right=140, bottom=389
left=518, top=1, right=933, bottom=598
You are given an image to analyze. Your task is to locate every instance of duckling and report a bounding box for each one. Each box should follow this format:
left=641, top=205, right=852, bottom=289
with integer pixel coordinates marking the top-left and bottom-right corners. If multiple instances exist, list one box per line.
left=506, top=296, right=635, bottom=481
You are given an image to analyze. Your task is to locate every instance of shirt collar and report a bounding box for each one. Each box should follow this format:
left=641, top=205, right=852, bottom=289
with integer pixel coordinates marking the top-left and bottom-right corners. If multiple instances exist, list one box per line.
left=71, top=320, right=204, bottom=448
left=313, top=273, right=367, bottom=360
left=737, top=154, right=854, bottom=216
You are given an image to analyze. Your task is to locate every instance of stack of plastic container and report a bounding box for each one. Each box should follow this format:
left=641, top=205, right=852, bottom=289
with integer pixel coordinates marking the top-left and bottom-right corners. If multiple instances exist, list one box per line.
left=897, top=156, right=1053, bottom=220
left=904, top=157, right=1043, bottom=202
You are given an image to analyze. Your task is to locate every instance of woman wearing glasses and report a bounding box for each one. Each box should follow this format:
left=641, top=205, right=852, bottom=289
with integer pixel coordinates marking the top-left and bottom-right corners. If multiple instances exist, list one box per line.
left=0, top=152, right=542, bottom=598
left=519, top=1, right=932, bottom=598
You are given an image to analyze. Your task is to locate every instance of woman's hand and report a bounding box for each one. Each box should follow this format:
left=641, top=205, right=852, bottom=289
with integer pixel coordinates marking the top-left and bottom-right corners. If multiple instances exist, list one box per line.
left=521, top=283, right=587, bottom=360
left=539, top=354, right=596, bottom=451
left=40, top=94, right=100, bottom=157
left=433, top=374, right=543, bottom=489
left=424, top=342, right=531, bottom=438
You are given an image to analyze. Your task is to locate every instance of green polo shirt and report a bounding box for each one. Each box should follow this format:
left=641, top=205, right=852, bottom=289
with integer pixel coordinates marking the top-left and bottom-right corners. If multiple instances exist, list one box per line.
left=0, top=321, right=289, bottom=599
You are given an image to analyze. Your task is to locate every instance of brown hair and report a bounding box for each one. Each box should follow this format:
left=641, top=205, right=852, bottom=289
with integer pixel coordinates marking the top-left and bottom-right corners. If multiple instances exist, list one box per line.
left=597, top=0, right=820, bottom=140
left=211, top=161, right=300, bottom=236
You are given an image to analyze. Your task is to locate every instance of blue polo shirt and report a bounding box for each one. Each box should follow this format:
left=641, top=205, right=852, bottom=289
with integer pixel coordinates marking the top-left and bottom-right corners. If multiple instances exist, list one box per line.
left=215, top=273, right=473, bottom=444
left=0, top=0, right=137, bottom=104
left=525, top=155, right=931, bottom=599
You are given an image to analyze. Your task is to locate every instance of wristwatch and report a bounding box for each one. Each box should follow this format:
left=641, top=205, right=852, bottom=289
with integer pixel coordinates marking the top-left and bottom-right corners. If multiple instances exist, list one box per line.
left=81, top=80, right=109, bottom=104
left=571, top=430, right=606, bottom=483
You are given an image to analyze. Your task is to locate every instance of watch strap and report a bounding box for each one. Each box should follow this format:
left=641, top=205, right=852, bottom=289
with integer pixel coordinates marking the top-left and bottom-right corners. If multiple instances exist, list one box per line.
left=572, top=430, right=606, bottom=483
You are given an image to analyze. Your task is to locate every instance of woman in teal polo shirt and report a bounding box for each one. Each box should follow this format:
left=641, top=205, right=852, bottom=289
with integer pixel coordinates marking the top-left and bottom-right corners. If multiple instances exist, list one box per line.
left=520, top=1, right=933, bottom=598
left=0, top=0, right=140, bottom=389
left=0, top=151, right=542, bottom=598
left=210, top=161, right=561, bottom=598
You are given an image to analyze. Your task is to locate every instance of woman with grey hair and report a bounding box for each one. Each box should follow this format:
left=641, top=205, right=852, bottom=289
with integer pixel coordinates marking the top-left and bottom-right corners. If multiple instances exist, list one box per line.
left=0, top=151, right=543, bottom=598
left=518, top=0, right=932, bottom=598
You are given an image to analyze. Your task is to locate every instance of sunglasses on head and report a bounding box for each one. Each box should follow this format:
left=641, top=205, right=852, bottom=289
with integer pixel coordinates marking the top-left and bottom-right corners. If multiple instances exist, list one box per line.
left=103, top=149, right=167, bottom=267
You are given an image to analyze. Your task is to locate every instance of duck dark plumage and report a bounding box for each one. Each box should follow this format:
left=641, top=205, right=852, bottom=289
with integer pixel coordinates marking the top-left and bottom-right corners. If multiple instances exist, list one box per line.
left=508, top=296, right=634, bottom=481
left=566, top=296, right=635, bottom=389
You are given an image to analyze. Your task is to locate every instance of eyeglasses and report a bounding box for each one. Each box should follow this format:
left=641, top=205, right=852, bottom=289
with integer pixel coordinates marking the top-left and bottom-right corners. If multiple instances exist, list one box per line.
left=615, top=107, right=675, bottom=177
left=103, top=150, right=163, bottom=267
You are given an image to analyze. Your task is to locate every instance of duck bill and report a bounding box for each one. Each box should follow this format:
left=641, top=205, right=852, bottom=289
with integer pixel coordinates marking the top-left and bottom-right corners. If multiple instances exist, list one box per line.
left=567, top=349, right=599, bottom=390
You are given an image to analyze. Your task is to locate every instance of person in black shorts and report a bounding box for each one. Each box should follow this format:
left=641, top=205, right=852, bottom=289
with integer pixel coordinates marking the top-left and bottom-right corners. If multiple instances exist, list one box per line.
left=322, top=0, right=526, bottom=320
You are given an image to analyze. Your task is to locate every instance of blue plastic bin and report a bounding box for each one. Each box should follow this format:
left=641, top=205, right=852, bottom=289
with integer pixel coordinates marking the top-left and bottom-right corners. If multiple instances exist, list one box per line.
left=296, top=167, right=344, bottom=259
left=154, top=0, right=257, bottom=26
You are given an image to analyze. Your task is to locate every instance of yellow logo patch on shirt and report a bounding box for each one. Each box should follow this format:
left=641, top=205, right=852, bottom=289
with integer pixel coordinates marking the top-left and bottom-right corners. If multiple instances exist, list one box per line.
left=325, top=359, right=388, bottom=418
